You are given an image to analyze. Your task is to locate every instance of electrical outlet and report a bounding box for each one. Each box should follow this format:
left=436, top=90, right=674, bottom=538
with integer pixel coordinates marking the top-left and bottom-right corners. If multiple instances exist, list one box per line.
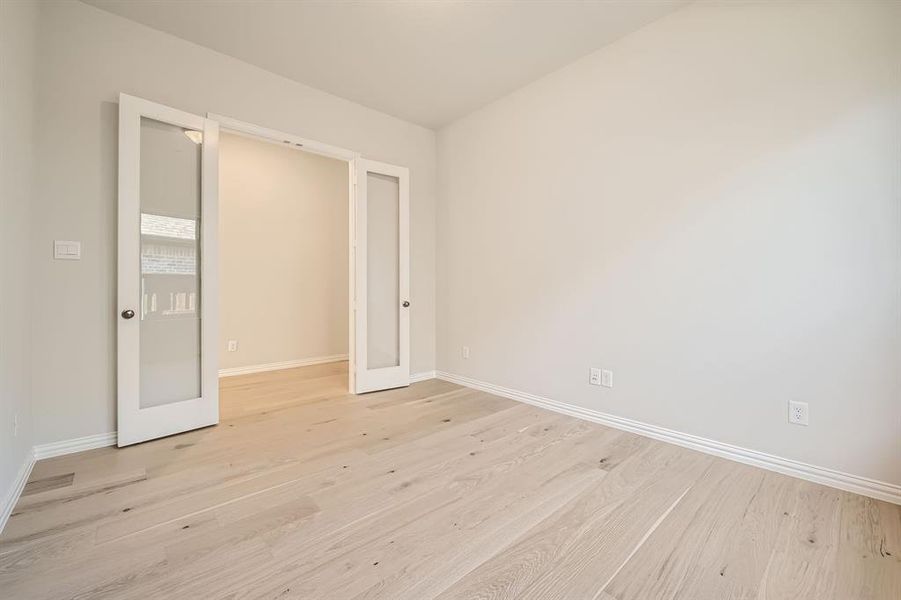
left=227, top=340, right=238, bottom=352
left=601, top=369, right=614, bottom=388
left=589, top=368, right=602, bottom=386
left=462, top=346, right=470, bottom=359
left=788, top=401, right=809, bottom=426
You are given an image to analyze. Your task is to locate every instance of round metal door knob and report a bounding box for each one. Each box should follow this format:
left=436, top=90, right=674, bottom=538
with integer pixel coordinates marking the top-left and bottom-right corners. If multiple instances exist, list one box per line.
left=402, top=301, right=410, bottom=308
left=121, top=309, right=135, bottom=319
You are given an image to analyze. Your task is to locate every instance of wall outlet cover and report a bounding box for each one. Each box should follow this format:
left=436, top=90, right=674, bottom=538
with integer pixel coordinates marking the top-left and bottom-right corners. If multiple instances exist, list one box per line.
left=788, top=400, right=809, bottom=426
left=601, top=369, right=614, bottom=388
left=589, top=367, right=602, bottom=386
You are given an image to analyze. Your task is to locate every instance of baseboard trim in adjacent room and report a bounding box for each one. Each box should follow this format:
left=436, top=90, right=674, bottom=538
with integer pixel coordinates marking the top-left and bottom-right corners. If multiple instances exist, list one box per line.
left=0, top=449, right=35, bottom=534
left=410, top=370, right=436, bottom=383
left=33, top=432, right=118, bottom=461
left=218, top=354, right=349, bottom=378
left=436, top=371, right=901, bottom=505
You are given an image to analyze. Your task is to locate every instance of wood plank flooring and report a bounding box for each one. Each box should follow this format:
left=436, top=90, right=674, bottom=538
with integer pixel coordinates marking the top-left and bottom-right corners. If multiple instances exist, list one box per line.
left=1, top=362, right=898, bottom=599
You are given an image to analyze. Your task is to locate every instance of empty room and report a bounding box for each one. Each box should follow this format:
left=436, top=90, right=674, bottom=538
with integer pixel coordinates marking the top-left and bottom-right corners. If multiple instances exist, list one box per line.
left=218, top=129, right=351, bottom=419
left=0, top=1, right=898, bottom=598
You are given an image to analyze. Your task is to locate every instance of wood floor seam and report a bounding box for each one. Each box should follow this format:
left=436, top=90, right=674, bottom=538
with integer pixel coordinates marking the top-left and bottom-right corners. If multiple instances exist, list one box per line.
left=595, top=483, right=695, bottom=600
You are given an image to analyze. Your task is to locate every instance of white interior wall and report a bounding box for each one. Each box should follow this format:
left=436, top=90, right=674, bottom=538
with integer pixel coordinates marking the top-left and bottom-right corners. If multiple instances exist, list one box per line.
left=219, top=132, right=348, bottom=371
left=436, top=0, right=901, bottom=486
left=0, top=0, right=39, bottom=522
left=30, top=0, right=436, bottom=446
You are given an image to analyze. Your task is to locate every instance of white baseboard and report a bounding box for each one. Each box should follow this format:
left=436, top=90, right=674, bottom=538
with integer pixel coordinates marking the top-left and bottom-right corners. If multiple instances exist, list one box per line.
left=33, top=432, right=118, bottom=460
left=1, top=449, right=35, bottom=534
left=436, top=371, right=901, bottom=505
left=410, top=370, right=436, bottom=383
left=218, top=354, right=349, bottom=378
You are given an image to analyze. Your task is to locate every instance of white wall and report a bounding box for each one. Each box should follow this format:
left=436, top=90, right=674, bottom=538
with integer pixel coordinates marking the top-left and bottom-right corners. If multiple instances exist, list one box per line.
left=30, top=0, right=436, bottom=445
left=1, top=0, right=38, bottom=518
left=220, top=132, right=348, bottom=370
left=437, top=1, right=901, bottom=485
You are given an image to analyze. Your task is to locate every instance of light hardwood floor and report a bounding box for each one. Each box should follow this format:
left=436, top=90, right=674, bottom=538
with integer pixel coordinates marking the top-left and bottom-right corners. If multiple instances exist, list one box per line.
left=1, top=362, right=898, bottom=599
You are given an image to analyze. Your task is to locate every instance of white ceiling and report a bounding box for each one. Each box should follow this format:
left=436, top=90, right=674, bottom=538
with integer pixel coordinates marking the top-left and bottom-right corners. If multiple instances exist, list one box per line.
left=82, top=0, right=686, bottom=129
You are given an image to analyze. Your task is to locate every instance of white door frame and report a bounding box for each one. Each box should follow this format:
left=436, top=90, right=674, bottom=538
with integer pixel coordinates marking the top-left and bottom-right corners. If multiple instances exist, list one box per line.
left=117, top=93, right=220, bottom=446
left=208, top=114, right=360, bottom=392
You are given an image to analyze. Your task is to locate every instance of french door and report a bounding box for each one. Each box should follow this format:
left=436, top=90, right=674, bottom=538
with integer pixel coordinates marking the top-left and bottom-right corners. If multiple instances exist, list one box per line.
left=117, top=96, right=409, bottom=444
left=117, top=94, right=219, bottom=446
left=354, top=159, right=411, bottom=393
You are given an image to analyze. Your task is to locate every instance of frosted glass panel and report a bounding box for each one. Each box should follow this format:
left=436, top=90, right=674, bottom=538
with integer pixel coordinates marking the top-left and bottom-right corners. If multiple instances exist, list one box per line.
left=367, top=172, right=400, bottom=369
left=139, top=117, right=202, bottom=408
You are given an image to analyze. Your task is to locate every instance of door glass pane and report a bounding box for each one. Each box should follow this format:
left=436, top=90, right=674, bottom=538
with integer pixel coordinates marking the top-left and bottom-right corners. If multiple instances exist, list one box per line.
left=139, top=117, right=202, bottom=408
left=367, top=172, right=399, bottom=369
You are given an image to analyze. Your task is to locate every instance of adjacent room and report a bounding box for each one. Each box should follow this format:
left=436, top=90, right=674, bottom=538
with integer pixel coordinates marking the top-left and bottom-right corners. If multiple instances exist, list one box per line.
left=218, top=130, right=351, bottom=419
left=1, top=1, right=899, bottom=598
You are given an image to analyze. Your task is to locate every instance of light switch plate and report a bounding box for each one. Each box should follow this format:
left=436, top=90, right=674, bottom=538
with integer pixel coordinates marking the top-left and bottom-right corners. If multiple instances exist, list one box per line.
left=53, top=240, right=81, bottom=260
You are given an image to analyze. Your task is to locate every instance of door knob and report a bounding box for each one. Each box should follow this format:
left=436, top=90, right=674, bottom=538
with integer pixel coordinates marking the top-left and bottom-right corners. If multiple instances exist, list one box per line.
left=402, top=301, right=410, bottom=308
left=121, top=309, right=135, bottom=319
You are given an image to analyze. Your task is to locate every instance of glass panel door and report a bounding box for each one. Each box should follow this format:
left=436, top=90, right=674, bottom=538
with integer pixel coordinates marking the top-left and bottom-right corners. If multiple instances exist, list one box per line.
left=117, top=94, right=219, bottom=446
left=139, top=118, right=202, bottom=408
left=354, top=159, right=409, bottom=393
left=366, top=172, right=400, bottom=370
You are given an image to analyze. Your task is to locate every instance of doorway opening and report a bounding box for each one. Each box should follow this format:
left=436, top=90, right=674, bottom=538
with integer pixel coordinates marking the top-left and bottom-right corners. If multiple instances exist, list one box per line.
left=215, top=121, right=353, bottom=418
left=117, top=96, right=411, bottom=446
